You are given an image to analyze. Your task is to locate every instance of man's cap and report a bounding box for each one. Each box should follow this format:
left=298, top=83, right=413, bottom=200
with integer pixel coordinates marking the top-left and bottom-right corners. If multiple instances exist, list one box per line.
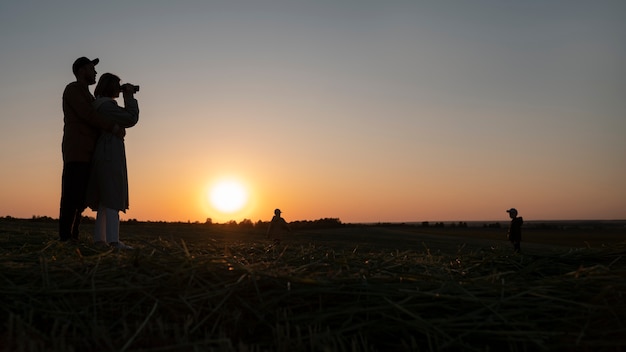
left=274, top=208, right=282, bottom=215
left=72, top=57, right=99, bottom=74
left=506, top=208, right=518, bottom=214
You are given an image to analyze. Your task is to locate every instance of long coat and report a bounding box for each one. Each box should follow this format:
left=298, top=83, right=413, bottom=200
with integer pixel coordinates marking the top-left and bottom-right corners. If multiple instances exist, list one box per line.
left=86, top=96, right=139, bottom=211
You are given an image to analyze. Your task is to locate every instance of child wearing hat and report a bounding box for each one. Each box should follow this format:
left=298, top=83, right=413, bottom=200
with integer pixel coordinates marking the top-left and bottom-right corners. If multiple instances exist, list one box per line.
left=506, top=208, right=523, bottom=253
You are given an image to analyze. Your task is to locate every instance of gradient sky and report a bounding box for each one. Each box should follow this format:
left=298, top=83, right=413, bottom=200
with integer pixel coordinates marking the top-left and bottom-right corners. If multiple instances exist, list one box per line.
left=1, top=0, right=625, bottom=223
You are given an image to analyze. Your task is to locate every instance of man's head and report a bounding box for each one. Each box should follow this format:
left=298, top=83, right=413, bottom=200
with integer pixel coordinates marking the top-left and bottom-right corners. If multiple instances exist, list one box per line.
left=72, top=57, right=99, bottom=85
left=274, top=209, right=282, bottom=216
left=506, top=208, right=518, bottom=219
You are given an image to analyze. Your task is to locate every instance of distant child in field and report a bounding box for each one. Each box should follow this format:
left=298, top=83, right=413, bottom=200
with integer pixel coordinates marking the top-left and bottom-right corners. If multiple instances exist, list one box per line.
left=506, top=208, right=523, bottom=253
left=267, top=208, right=291, bottom=241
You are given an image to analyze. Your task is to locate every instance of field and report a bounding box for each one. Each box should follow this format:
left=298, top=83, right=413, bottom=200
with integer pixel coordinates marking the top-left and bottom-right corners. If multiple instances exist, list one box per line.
left=1, top=218, right=625, bottom=351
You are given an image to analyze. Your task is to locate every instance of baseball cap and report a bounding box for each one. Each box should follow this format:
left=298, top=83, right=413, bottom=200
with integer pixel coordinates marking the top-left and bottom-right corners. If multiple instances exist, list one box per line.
left=506, top=208, right=518, bottom=214
left=72, top=57, right=99, bottom=74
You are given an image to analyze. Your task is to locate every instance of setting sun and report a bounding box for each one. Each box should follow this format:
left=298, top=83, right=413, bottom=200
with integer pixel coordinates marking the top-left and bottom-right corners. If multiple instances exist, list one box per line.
left=208, top=180, right=248, bottom=214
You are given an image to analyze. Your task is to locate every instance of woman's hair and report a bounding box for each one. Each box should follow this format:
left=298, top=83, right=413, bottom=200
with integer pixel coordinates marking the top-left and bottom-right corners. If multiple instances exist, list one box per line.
left=94, top=73, right=121, bottom=98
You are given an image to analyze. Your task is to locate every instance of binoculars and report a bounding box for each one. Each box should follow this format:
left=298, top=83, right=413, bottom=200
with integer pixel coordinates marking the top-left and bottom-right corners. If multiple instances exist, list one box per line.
left=120, top=84, right=140, bottom=93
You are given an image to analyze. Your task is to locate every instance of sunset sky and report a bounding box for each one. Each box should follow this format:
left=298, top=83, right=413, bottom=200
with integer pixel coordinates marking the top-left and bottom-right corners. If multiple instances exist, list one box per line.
left=1, top=1, right=624, bottom=224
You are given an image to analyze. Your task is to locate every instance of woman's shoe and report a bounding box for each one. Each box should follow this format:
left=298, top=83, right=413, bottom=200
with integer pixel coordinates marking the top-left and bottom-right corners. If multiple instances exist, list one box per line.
left=109, top=241, right=133, bottom=249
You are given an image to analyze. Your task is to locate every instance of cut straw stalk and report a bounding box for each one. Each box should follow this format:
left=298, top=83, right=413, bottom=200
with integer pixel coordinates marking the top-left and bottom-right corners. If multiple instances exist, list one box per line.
left=1, top=221, right=625, bottom=351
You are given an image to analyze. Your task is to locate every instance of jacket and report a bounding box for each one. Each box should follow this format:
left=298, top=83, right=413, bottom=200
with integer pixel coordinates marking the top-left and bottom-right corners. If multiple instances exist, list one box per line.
left=86, top=96, right=139, bottom=211
left=508, top=217, right=523, bottom=242
left=61, top=82, right=115, bottom=162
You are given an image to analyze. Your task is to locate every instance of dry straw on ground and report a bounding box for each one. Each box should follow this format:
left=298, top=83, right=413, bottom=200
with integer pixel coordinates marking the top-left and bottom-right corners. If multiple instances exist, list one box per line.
left=1, top=220, right=625, bottom=351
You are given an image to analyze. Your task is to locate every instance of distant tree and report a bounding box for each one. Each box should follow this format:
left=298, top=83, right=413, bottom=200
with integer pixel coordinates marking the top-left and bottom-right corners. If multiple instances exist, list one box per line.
left=82, top=215, right=95, bottom=223
left=30, top=215, right=55, bottom=222
left=239, top=219, right=254, bottom=229
left=289, top=218, right=343, bottom=231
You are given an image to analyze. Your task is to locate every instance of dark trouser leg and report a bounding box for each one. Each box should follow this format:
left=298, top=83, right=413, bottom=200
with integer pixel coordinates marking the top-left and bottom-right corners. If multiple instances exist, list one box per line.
left=59, top=162, right=91, bottom=241
left=513, top=241, right=521, bottom=253
left=70, top=208, right=83, bottom=240
left=59, top=206, right=74, bottom=241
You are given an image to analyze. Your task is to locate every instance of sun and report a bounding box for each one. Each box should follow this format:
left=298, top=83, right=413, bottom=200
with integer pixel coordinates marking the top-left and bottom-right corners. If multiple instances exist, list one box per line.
left=208, top=180, right=248, bottom=213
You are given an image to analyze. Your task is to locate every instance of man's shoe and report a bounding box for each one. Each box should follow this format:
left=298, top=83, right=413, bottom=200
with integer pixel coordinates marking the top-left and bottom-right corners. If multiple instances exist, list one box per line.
left=94, top=241, right=108, bottom=248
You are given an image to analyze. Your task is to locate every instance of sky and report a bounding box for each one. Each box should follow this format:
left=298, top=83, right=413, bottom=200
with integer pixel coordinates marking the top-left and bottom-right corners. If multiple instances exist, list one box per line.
left=1, top=0, right=625, bottom=224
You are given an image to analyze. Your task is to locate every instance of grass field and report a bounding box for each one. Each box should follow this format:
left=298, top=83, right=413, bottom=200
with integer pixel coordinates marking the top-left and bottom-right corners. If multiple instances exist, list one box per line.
left=1, top=218, right=625, bottom=351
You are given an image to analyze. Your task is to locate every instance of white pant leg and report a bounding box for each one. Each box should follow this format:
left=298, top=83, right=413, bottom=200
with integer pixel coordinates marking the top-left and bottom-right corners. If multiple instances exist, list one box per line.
left=94, top=208, right=107, bottom=243
left=103, top=207, right=120, bottom=244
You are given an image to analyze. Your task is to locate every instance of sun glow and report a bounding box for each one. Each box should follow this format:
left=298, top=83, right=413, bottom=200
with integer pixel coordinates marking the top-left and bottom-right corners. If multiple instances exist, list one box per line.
left=208, top=180, right=248, bottom=214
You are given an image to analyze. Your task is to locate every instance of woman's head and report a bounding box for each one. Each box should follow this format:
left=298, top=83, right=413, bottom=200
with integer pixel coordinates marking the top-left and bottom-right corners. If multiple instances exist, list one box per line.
left=94, top=73, right=121, bottom=98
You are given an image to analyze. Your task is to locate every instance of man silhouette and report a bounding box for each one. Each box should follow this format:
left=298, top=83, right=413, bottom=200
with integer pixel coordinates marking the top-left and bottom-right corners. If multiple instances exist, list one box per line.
left=59, top=57, right=121, bottom=242
left=267, top=208, right=291, bottom=241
